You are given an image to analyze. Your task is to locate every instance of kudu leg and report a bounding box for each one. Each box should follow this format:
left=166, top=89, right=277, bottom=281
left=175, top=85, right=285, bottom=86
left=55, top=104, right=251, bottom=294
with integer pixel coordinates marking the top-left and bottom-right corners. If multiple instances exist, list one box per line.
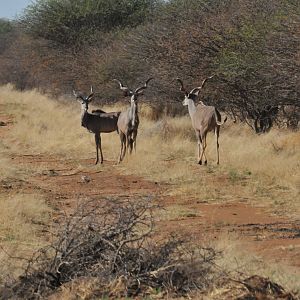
left=128, top=133, right=137, bottom=154
left=128, top=135, right=134, bottom=154
left=203, top=135, right=208, bottom=165
left=126, top=134, right=132, bottom=156
left=197, top=142, right=202, bottom=164
left=118, top=132, right=126, bottom=163
left=94, top=134, right=99, bottom=165
left=215, top=127, right=220, bottom=165
left=98, top=134, right=104, bottom=164
left=197, top=134, right=204, bottom=165
left=132, top=130, right=137, bottom=154
left=199, top=134, right=207, bottom=165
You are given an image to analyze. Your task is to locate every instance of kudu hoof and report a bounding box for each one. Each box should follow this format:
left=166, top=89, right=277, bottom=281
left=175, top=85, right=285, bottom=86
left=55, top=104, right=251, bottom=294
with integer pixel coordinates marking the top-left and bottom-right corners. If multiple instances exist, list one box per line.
left=198, top=160, right=202, bottom=165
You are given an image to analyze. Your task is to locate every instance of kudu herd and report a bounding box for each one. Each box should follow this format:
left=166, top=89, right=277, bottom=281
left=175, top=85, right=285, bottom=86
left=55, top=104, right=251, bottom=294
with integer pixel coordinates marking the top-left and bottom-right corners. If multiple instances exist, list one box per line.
left=74, top=76, right=228, bottom=165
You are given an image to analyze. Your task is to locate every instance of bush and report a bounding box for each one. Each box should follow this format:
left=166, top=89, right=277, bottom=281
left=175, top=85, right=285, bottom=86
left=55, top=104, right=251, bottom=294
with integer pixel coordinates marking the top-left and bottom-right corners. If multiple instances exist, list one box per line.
left=2, top=198, right=221, bottom=298
left=20, top=0, right=161, bottom=47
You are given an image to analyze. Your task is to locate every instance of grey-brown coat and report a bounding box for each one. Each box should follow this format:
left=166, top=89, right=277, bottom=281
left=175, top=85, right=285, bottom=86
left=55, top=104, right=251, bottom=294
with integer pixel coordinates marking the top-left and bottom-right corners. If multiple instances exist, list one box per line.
left=113, top=78, right=153, bottom=163
left=177, top=77, right=227, bottom=165
left=73, top=87, right=120, bottom=164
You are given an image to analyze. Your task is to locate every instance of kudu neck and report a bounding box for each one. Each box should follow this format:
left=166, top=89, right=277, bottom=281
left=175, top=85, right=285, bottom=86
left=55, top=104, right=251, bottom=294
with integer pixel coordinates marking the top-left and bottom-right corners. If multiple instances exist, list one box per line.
left=81, top=105, right=90, bottom=127
left=130, top=101, right=138, bottom=126
left=187, top=99, right=196, bottom=117
left=81, top=106, right=88, bottom=117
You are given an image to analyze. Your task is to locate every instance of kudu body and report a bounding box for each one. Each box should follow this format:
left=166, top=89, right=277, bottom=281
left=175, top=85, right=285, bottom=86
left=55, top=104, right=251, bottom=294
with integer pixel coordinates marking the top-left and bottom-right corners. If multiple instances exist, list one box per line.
left=73, top=87, right=120, bottom=164
left=113, top=78, right=153, bottom=163
left=177, top=77, right=227, bottom=165
left=92, top=109, right=120, bottom=119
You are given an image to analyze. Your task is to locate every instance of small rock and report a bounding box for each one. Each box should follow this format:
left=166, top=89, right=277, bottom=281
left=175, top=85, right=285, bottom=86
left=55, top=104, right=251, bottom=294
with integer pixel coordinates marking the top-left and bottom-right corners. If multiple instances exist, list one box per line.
left=81, top=175, right=91, bottom=183
left=49, top=169, right=58, bottom=176
left=42, top=169, right=58, bottom=176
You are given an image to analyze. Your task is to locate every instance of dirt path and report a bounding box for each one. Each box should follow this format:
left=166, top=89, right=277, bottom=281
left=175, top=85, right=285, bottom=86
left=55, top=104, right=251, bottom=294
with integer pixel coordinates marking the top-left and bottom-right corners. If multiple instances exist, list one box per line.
left=1, top=117, right=299, bottom=270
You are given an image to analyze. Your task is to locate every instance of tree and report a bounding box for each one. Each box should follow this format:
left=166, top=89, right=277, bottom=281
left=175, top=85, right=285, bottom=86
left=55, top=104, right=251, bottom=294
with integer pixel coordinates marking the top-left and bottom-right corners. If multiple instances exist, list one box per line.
left=20, top=0, right=161, bottom=47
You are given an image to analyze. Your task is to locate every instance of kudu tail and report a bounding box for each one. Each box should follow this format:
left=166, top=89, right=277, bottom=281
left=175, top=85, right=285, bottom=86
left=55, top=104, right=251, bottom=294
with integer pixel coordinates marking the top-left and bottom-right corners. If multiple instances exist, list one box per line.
left=215, top=110, right=227, bottom=126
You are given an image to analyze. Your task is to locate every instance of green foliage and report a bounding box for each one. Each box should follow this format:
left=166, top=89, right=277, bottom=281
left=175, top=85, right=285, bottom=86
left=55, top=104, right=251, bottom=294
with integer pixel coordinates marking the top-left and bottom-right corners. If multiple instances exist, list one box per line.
left=1, top=0, right=299, bottom=127
left=21, top=0, right=160, bottom=46
left=213, top=5, right=283, bottom=80
left=0, top=19, right=13, bottom=35
left=210, top=0, right=300, bottom=113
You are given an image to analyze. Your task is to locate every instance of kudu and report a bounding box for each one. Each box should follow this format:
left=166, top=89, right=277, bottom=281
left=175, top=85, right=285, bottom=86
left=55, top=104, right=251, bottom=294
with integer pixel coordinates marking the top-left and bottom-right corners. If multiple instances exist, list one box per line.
left=113, top=78, right=153, bottom=163
left=177, top=76, right=227, bottom=165
left=73, top=86, right=120, bottom=164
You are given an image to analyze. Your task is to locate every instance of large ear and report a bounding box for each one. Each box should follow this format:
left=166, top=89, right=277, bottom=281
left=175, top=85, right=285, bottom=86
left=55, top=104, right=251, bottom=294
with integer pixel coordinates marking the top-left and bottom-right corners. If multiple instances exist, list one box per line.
left=113, top=79, right=133, bottom=97
left=87, top=86, right=94, bottom=102
left=73, top=90, right=84, bottom=101
left=135, top=77, right=154, bottom=94
left=189, top=87, right=201, bottom=96
left=186, top=93, right=198, bottom=101
left=176, top=78, right=188, bottom=96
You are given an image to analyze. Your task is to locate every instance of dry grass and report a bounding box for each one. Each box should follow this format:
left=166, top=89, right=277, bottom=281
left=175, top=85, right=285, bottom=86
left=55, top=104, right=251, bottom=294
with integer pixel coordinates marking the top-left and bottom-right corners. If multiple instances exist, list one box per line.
left=0, top=85, right=300, bottom=297
left=0, top=156, right=19, bottom=181
left=0, top=85, right=92, bottom=158
left=215, top=235, right=300, bottom=295
left=1, top=84, right=299, bottom=214
left=0, top=85, right=52, bottom=283
left=0, top=193, right=50, bottom=283
left=116, top=116, right=299, bottom=214
left=221, top=124, right=300, bottom=188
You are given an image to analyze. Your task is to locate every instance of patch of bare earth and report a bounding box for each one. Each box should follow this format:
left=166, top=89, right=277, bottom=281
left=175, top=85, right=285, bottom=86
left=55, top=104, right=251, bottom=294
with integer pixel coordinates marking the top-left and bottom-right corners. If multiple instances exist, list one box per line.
left=2, top=150, right=299, bottom=269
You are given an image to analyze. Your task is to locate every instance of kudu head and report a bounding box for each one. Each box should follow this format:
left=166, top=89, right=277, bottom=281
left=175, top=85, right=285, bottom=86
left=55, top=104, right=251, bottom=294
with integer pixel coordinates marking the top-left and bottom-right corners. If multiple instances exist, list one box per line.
left=113, top=78, right=154, bottom=103
left=176, top=76, right=214, bottom=106
left=73, top=86, right=94, bottom=111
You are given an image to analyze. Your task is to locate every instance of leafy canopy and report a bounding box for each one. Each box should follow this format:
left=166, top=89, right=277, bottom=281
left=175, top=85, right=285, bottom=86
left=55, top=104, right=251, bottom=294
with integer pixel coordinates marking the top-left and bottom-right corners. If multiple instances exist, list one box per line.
left=21, top=0, right=160, bottom=46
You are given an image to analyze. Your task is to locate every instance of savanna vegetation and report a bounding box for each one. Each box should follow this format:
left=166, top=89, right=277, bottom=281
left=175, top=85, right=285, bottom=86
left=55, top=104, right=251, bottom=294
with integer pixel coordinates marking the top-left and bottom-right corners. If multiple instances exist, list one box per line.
left=0, top=86, right=299, bottom=298
left=0, top=0, right=300, bottom=298
left=0, top=0, right=299, bottom=129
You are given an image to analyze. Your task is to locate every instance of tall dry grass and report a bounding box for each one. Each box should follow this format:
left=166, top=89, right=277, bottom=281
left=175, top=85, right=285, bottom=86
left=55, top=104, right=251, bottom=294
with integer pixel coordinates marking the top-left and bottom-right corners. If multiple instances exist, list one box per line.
left=1, top=84, right=299, bottom=213
left=214, top=235, right=300, bottom=295
left=0, top=193, right=50, bottom=283
left=0, top=85, right=52, bottom=282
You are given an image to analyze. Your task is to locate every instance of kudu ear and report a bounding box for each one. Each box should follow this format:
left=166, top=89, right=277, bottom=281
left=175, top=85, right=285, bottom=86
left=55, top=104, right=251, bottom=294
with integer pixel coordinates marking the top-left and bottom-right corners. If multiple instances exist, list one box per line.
left=73, top=90, right=84, bottom=101
left=187, top=93, right=198, bottom=101
left=189, top=88, right=201, bottom=96
left=113, top=79, right=133, bottom=97
left=87, top=86, right=94, bottom=102
left=176, top=78, right=188, bottom=96
left=73, top=90, right=78, bottom=98
left=87, top=94, right=94, bottom=102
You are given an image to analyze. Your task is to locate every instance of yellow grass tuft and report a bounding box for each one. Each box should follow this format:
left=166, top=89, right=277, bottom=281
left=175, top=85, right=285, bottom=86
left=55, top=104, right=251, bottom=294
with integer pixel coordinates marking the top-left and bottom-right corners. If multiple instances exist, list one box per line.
left=215, top=235, right=300, bottom=295
left=0, top=156, right=19, bottom=181
left=221, top=124, right=300, bottom=187
left=0, top=193, right=50, bottom=282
